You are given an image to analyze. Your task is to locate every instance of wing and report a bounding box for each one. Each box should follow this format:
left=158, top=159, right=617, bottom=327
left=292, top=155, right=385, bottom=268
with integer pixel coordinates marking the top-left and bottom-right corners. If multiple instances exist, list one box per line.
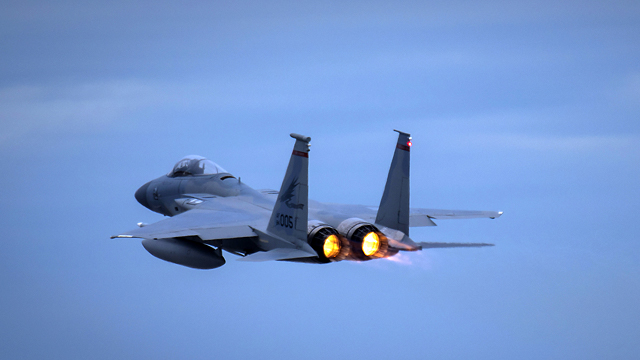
left=409, top=208, right=503, bottom=227
left=311, top=201, right=502, bottom=227
left=111, top=196, right=265, bottom=242
left=410, top=208, right=503, bottom=220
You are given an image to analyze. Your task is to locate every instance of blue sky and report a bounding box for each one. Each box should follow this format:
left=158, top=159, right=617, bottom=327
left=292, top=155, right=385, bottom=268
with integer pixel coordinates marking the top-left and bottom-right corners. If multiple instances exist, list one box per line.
left=1, top=1, right=639, bottom=359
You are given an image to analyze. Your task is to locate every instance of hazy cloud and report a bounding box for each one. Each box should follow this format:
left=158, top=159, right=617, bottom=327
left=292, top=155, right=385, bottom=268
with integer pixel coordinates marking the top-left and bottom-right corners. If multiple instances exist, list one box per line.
left=470, top=133, right=639, bottom=153
left=0, top=80, right=161, bottom=146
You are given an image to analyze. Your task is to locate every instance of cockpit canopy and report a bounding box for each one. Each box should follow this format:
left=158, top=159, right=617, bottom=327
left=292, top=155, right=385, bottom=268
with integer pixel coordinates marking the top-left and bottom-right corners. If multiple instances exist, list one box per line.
left=167, top=155, right=228, bottom=177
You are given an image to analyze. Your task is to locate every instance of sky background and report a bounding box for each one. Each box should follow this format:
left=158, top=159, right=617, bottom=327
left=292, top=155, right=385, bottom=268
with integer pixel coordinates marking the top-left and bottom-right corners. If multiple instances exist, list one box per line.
left=1, top=1, right=639, bottom=359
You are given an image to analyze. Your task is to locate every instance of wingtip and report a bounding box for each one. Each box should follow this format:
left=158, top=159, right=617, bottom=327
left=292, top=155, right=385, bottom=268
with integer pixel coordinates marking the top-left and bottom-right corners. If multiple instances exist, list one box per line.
left=290, top=133, right=311, bottom=143
left=393, top=129, right=411, bottom=136
left=111, top=235, right=134, bottom=239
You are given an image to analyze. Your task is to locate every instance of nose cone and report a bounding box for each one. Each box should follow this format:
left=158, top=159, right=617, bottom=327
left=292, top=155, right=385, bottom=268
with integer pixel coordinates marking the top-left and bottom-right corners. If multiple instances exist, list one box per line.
left=135, top=181, right=151, bottom=208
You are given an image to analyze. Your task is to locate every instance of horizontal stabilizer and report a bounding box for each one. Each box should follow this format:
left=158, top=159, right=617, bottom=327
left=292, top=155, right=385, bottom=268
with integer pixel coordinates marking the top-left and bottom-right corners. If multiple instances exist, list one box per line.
left=410, top=209, right=503, bottom=223
left=237, top=248, right=317, bottom=262
left=387, top=238, right=420, bottom=251
left=419, top=242, right=494, bottom=249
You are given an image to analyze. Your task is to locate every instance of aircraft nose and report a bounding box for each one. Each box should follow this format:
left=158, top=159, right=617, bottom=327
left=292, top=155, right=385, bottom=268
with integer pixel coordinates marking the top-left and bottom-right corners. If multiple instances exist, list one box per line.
left=135, top=181, right=151, bottom=208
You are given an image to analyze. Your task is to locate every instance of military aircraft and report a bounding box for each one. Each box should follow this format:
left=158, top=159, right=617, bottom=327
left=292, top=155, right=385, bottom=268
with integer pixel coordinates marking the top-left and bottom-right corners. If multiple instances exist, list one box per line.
left=112, top=131, right=502, bottom=269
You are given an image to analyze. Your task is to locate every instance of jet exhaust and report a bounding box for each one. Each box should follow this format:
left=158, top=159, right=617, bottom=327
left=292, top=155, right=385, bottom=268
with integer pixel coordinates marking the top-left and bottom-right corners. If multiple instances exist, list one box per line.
left=336, top=218, right=389, bottom=260
left=307, top=221, right=349, bottom=262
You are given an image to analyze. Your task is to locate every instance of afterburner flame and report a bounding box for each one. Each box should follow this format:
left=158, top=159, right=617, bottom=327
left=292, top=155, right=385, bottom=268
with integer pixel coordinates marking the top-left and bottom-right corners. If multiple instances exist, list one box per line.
left=323, top=234, right=341, bottom=258
left=362, top=232, right=380, bottom=256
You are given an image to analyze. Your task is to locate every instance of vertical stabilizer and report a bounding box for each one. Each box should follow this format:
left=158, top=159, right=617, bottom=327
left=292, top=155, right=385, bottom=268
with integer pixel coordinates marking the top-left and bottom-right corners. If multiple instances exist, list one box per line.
left=267, top=133, right=311, bottom=243
left=375, top=130, right=411, bottom=235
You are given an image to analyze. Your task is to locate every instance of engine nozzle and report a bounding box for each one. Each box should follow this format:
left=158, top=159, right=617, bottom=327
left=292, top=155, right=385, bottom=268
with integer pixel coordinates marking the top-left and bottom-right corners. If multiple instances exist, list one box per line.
left=308, top=221, right=350, bottom=263
left=336, top=218, right=388, bottom=260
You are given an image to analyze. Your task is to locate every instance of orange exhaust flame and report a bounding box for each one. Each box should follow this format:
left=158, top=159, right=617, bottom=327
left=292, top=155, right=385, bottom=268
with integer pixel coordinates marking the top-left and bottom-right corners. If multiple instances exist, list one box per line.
left=323, top=234, right=341, bottom=258
left=362, top=232, right=380, bottom=256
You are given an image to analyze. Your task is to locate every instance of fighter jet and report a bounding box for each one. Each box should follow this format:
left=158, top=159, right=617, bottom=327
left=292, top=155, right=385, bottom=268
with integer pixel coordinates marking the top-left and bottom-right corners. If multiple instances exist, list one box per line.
left=112, top=131, right=502, bottom=269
